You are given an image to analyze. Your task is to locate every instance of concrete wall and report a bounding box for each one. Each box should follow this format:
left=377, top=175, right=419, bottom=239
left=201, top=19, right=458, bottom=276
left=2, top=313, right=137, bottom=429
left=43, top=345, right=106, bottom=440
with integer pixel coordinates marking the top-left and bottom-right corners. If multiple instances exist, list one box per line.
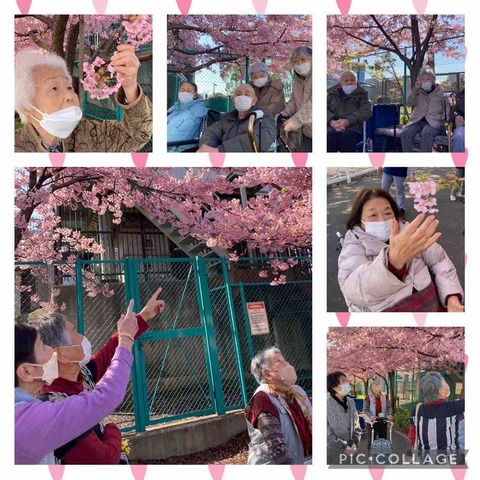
left=126, top=412, right=247, bottom=461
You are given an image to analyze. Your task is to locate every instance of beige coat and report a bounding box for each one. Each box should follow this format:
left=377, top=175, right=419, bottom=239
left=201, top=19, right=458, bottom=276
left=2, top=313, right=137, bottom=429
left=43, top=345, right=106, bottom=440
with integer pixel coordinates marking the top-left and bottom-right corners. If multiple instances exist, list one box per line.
left=405, top=84, right=445, bottom=129
left=283, top=71, right=312, bottom=138
left=15, top=86, right=152, bottom=153
left=249, top=78, right=286, bottom=116
left=338, top=223, right=463, bottom=312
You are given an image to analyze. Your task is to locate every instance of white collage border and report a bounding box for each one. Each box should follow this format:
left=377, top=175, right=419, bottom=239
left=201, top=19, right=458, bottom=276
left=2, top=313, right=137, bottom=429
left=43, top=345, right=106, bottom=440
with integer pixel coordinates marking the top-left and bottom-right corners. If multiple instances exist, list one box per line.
left=2, top=1, right=477, bottom=479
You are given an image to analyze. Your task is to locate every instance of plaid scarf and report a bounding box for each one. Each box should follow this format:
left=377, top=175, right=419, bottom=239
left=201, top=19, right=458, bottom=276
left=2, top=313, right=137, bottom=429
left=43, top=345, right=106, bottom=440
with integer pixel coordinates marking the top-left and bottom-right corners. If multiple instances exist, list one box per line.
left=267, top=384, right=312, bottom=434
left=384, top=281, right=446, bottom=312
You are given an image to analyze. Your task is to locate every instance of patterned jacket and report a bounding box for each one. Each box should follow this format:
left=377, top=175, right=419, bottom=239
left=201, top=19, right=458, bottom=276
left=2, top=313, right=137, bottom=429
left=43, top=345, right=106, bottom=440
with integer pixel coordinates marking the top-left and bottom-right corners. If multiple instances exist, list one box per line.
left=15, top=86, right=152, bottom=153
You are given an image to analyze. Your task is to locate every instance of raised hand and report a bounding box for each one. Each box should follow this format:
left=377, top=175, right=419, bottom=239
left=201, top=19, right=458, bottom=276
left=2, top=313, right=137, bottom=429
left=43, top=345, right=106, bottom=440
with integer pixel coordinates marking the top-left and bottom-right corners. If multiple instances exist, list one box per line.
left=117, top=299, right=139, bottom=339
left=110, top=44, right=140, bottom=103
left=388, top=214, right=442, bottom=270
left=139, top=287, right=166, bottom=322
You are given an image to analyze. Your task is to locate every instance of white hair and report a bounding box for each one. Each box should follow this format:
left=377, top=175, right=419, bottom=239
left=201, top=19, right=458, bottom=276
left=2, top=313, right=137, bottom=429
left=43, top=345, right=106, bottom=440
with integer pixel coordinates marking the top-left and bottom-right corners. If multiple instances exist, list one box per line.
left=418, top=67, right=436, bottom=82
left=249, top=62, right=269, bottom=76
left=341, top=70, right=358, bottom=82
left=15, top=47, right=72, bottom=124
left=250, top=347, right=282, bottom=384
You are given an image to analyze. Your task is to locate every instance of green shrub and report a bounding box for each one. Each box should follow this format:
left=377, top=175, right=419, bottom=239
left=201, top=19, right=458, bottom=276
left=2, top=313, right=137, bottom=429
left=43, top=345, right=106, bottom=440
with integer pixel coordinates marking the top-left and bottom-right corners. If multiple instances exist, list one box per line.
left=394, top=407, right=411, bottom=432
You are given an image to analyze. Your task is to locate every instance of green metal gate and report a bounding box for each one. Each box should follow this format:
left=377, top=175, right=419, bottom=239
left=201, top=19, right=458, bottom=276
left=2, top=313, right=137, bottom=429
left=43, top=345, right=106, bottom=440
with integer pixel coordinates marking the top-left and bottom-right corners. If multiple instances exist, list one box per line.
left=15, top=255, right=312, bottom=433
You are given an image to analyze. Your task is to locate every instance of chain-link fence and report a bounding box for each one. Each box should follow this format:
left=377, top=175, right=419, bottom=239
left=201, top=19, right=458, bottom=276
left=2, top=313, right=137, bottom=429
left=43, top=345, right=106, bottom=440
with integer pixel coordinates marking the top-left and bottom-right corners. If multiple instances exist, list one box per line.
left=167, top=58, right=295, bottom=112
left=15, top=255, right=312, bottom=433
left=368, top=36, right=464, bottom=104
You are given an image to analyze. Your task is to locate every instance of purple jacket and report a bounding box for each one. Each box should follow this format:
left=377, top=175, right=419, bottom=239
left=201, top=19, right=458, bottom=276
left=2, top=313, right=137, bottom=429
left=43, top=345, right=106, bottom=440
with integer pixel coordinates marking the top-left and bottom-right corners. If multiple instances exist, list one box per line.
left=15, top=346, right=133, bottom=464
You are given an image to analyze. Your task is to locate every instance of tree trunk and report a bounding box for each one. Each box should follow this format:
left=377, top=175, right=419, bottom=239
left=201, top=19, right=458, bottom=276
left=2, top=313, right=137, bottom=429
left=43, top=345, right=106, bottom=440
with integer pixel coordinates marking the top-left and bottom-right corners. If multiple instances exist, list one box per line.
left=388, top=371, right=396, bottom=414
left=51, top=15, right=70, bottom=58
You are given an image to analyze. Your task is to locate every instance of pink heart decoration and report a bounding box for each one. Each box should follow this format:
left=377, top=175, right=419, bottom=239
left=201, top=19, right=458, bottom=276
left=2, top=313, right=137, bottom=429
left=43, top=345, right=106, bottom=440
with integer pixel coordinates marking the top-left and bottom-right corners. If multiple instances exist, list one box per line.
left=209, top=152, right=226, bottom=167
left=413, top=313, right=427, bottom=326
left=49, top=152, right=66, bottom=167
left=176, top=0, right=192, bottom=15
left=208, top=465, right=225, bottom=480
left=452, top=148, right=468, bottom=168
left=464, top=354, right=468, bottom=372
left=291, top=152, right=308, bottom=167
left=412, top=0, right=428, bottom=14
left=252, top=0, right=269, bottom=14
left=336, top=0, right=352, bottom=14
left=450, top=467, right=467, bottom=480
left=92, top=0, right=108, bottom=14
left=131, top=465, right=148, bottom=480
left=132, top=152, right=148, bottom=168
left=369, top=152, right=385, bottom=168
left=16, top=0, right=31, bottom=14
left=48, top=465, right=65, bottom=480
left=336, top=312, right=350, bottom=327
left=291, top=465, right=307, bottom=480
left=369, top=467, right=384, bottom=480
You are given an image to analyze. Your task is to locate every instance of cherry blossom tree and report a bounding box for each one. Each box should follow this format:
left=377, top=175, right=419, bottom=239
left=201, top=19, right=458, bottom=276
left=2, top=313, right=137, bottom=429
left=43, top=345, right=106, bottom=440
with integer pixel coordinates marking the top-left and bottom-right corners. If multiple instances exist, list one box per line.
left=14, top=15, right=152, bottom=99
left=167, top=15, right=312, bottom=78
left=327, top=327, right=464, bottom=409
left=327, top=15, right=464, bottom=87
left=15, top=168, right=312, bottom=303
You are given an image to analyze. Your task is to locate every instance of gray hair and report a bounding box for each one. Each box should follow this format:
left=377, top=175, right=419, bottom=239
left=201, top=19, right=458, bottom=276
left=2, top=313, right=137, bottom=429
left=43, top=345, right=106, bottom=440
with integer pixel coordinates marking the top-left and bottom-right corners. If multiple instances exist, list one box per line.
left=341, top=70, right=357, bottom=82
left=35, top=313, right=72, bottom=348
left=249, top=62, right=269, bottom=76
left=419, top=372, right=446, bottom=402
left=418, top=67, right=436, bottom=82
left=290, top=46, right=312, bottom=65
left=250, top=347, right=281, bottom=384
left=15, top=47, right=72, bottom=124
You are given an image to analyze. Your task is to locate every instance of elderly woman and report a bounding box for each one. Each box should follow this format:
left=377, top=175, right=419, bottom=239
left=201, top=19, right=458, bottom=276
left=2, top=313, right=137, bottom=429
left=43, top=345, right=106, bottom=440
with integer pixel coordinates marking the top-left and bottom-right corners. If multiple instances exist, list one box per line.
left=338, top=189, right=464, bottom=312
left=245, top=347, right=312, bottom=464
left=35, top=289, right=164, bottom=464
left=167, top=81, right=207, bottom=144
left=363, top=380, right=393, bottom=451
left=15, top=46, right=152, bottom=153
left=15, top=301, right=138, bottom=464
left=327, top=371, right=362, bottom=465
left=280, top=47, right=312, bottom=152
left=248, top=61, right=286, bottom=116
left=327, top=70, right=373, bottom=152
left=401, top=68, right=445, bottom=152
left=198, top=83, right=274, bottom=152
left=408, top=372, right=464, bottom=462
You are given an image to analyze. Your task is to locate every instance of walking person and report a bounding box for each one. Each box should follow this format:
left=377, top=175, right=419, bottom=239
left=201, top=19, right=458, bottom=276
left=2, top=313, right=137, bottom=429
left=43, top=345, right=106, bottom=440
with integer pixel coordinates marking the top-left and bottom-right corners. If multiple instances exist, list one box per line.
left=379, top=167, right=408, bottom=214
left=363, top=380, right=393, bottom=451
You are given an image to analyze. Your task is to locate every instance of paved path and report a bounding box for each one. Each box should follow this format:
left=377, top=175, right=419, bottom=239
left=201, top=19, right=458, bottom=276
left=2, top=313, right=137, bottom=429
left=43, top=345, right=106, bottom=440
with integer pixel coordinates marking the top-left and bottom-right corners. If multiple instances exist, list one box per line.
left=326, top=167, right=465, bottom=312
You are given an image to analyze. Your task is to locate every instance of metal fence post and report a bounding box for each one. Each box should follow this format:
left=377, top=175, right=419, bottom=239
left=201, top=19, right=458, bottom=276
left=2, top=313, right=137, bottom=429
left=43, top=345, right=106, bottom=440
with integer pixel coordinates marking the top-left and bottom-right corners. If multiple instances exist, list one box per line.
left=125, top=258, right=148, bottom=432
left=195, top=257, right=226, bottom=415
left=221, top=258, right=248, bottom=407
left=75, top=260, right=85, bottom=335
left=238, top=283, right=255, bottom=360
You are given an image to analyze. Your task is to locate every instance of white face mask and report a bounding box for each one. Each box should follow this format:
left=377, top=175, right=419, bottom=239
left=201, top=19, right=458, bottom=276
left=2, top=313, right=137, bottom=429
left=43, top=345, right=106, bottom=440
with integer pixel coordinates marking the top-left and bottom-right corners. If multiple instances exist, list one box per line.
left=337, top=383, right=351, bottom=396
left=30, top=105, right=82, bottom=139
left=294, top=62, right=311, bottom=77
left=278, top=364, right=297, bottom=386
left=421, top=82, right=433, bottom=91
left=342, top=84, right=357, bottom=95
left=253, top=77, right=268, bottom=88
left=178, top=92, right=195, bottom=103
left=234, top=95, right=253, bottom=112
left=28, top=352, right=59, bottom=386
left=361, top=219, right=392, bottom=242
left=58, top=335, right=92, bottom=366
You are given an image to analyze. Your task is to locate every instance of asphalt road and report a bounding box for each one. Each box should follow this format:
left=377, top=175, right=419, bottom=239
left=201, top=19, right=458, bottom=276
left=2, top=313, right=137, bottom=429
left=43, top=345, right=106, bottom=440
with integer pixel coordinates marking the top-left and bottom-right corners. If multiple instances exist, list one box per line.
left=326, top=168, right=465, bottom=312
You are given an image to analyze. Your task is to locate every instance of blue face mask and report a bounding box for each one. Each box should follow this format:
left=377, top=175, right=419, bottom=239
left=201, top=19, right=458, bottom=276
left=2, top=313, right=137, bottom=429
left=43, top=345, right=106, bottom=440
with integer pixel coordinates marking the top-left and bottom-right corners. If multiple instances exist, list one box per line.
left=421, top=82, right=433, bottom=91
